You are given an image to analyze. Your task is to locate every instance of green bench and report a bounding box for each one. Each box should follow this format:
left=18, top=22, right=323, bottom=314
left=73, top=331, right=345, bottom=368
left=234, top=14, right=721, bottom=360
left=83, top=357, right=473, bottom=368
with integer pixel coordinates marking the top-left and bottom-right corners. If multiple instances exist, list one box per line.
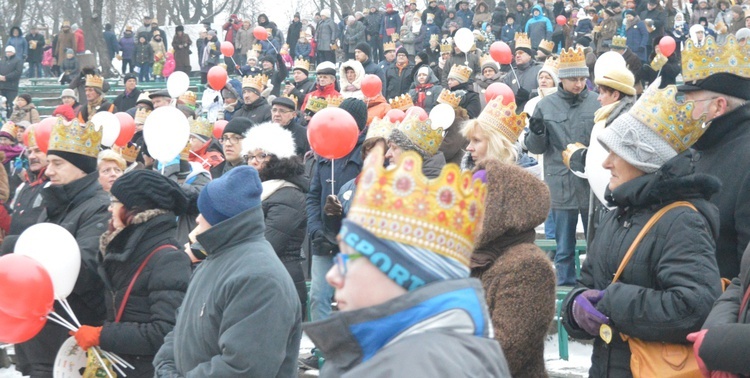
left=535, top=239, right=587, bottom=277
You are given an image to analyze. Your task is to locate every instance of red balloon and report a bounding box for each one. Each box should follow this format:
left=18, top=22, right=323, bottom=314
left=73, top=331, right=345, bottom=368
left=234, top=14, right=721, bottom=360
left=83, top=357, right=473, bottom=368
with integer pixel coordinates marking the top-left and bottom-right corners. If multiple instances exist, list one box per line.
left=404, top=106, right=428, bottom=121
left=361, top=74, right=383, bottom=98
left=489, top=41, right=513, bottom=65
left=556, top=15, right=567, bottom=26
left=114, top=112, right=136, bottom=147
left=0, top=309, right=47, bottom=344
left=385, top=109, right=406, bottom=122
left=253, top=26, right=268, bottom=41
left=220, top=41, right=235, bottom=57
left=207, top=66, right=228, bottom=91
left=658, top=36, right=676, bottom=58
left=485, top=83, right=515, bottom=105
left=307, top=108, right=359, bottom=159
left=0, top=254, right=54, bottom=319
left=34, top=117, right=56, bottom=153
left=213, top=120, right=228, bottom=139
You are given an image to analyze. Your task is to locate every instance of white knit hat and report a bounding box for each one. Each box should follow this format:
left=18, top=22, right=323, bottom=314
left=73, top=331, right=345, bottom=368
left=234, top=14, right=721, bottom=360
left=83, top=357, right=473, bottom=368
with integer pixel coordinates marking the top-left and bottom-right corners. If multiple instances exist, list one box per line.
left=242, top=122, right=297, bottom=159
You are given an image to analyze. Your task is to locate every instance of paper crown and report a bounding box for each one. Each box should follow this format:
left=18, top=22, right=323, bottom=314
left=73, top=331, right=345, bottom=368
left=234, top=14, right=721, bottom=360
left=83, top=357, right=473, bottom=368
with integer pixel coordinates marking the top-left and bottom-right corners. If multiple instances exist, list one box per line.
left=189, top=117, right=214, bottom=137
left=479, top=54, right=498, bottom=69
left=283, top=94, right=299, bottom=108
left=305, top=97, right=328, bottom=113
left=437, top=88, right=461, bottom=108
left=120, top=142, right=141, bottom=163
left=179, top=91, right=197, bottom=107
left=477, top=96, right=528, bottom=142
left=242, top=74, right=268, bottom=92
left=612, top=35, right=627, bottom=49
left=396, top=115, right=444, bottom=156
left=448, top=65, right=473, bottom=83
left=629, top=83, right=708, bottom=153
left=179, top=141, right=191, bottom=161
left=48, top=117, right=102, bottom=158
left=389, top=94, right=414, bottom=111
left=542, top=55, right=560, bottom=74
left=134, top=107, right=151, bottom=124
left=85, top=74, right=104, bottom=89
left=27, top=124, right=38, bottom=147
left=252, top=43, right=262, bottom=51
left=0, top=122, right=16, bottom=138
left=366, top=117, right=397, bottom=141
left=682, top=35, right=750, bottom=83
left=440, top=41, right=453, bottom=53
left=293, top=57, right=311, bottom=72
left=430, top=34, right=440, bottom=42
left=558, top=46, right=588, bottom=77
left=383, top=41, right=397, bottom=52
left=346, top=147, right=488, bottom=267
left=515, top=33, right=532, bottom=50
left=326, top=95, right=344, bottom=107
left=538, top=39, right=555, bottom=53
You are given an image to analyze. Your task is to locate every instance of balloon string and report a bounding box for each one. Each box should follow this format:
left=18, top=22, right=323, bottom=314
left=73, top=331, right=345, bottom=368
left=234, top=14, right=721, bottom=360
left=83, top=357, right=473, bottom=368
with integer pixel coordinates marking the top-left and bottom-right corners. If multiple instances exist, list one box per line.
left=91, top=347, right=115, bottom=378
left=59, top=298, right=81, bottom=328
left=510, top=66, right=520, bottom=89
left=101, top=349, right=135, bottom=370
left=656, top=67, right=662, bottom=78
left=331, top=159, right=335, bottom=196
left=47, top=312, right=77, bottom=331
left=189, top=150, right=210, bottom=166
left=97, top=349, right=128, bottom=377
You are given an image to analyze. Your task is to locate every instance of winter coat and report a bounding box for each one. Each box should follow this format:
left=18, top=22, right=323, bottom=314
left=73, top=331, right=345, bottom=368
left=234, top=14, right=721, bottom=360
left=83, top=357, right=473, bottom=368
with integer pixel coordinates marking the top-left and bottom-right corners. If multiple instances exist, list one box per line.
left=501, top=60, right=542, bottom=109
left=345, top=21, right=367, bottom=54
left=367, top=94, right=392, bottom=125
left=8, top=28, right=28, bottom=60
left=288, top=77, right=315, bottom=110
left=233, top=96, right=272, bottom=124
left=594, top=16, right=620, bottom=54
left=439, top=107, right=470, bottom=165
left=295, top=42, right=311, bottom=59
left=625, top=18, right=649, bottom=62
left=525, top=85, right=598, bottom=210
left=690, top=6, right=716, bottom=25
left=473, top=2, right=493, bottom=28
left=304, top=279, right=512, bottom=377
left=171, top=33, right=192, bottom=72
left=474, top=70, right=505, bottom=109
left=450, top=81, right=482, bottom=119
left=316, top=18, right=338, bottom=51
left=235, top=27, right=255, bottom=55
left=55, top=29, right=77, bottom=62
left=470, top=160, right=555, bottom=378
left=491, top=8, right=508, bottom=34
left=457, top=8, right=476, bottom=30
left=0, top=54, right=23, bottom=91
left=443, top=14, right=465, bottom=33
left=340, top=60, right=365, bottom=99
left=692, top=103, right=750, bottom=279
left=419, top=24, right=441, bottom=50
left=640, top=7, right=667, bottom=41
left=98, top=211, right=191, bottom=377
left=561, top=152, right=723, bottom=377
left=113, top=88, right=141, bottom=114
left=25, top=31, right=45, bottom=63
left=286, top=21, right=302, bottom=50
left=74, top=28, right=85, bottom=53
left=8, top=168, right=47, bottom=236
left=61, top=56, right=79, bottom=76
left=362, top=58, right=386, bottom=96
left=104, top=30, right=118, bottom=59
left=262, top=173, right=308, bottom=263
left=441, top=51, right=481, bottom=87
left=501, top=23, right=520, bottom=43
left=423, top=5, right=447, bottom=29
left=525, top=5, right=553, bottom=48
left=381, top=10, right=403, bottom=42
left=119, top=33, right=136, bottom=60
left=282, top=119, right=309, bottom=157
left=385, top=62, right=415, bottom=99
left=135, top=42, right=154, bottom=65
left=400, top=28, right=417, bottom=55
left=10, top=103, right=41, bottom=124
left=365, top=12, right=384, bottom=36
left=301, top=83, right=341, bottom=112
left=153, top=206, right=302, bottom=377
left=408, top=67, right=442, bottom=113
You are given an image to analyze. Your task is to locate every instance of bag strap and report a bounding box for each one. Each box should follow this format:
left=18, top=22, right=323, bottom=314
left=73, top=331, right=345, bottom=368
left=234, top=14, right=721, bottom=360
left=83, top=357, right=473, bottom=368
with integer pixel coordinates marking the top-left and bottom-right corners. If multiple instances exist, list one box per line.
left=611, top=201, right=697, bottom=284
left=739, top=284, right=750, bottom=322
left=115, top=245, right=177, bottom=322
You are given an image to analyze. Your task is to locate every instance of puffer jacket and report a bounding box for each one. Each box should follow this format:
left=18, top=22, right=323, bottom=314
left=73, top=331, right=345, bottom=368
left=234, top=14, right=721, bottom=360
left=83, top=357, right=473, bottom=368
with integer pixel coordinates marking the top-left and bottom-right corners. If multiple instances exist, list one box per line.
left=316, top=18, right=338, bottom=51
left=262, top=173, right=308, bottom=263
left=525, top=5, right=553, bottom=48
left=562, top=152, right=723, bottom=377
left=385, top=62, right=415, bottom=99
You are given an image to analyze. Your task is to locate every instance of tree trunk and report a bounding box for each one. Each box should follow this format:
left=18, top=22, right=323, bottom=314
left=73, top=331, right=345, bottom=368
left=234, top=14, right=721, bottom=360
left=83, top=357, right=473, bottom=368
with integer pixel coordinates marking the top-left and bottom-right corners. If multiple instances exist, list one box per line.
left=77, top=0, right=114, bottom=77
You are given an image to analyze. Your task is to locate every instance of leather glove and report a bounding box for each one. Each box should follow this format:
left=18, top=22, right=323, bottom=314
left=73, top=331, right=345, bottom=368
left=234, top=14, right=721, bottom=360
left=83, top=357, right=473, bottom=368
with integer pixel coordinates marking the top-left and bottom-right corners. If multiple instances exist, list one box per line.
left=70, top=325, right=102, bottom=351
left=650, top=52, right=668, bottom=71
left=516, top=87, right=530, bottom=103
left=562, top=143, right=587, bottom=172
left=324, top=195, right=343, bottom=216
left=572, top=289, right=609, bottom=336
left=529, top=116, right=546, bottom=136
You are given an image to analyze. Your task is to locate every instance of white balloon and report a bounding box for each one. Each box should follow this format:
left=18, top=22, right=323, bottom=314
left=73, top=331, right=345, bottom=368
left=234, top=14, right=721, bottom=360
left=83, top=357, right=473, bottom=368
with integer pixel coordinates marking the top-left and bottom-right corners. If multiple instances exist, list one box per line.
left=16, top=223, right=81, bottom=300
left=167, top=71, right=190, bottom=98
left=429, top=103, right=456, bottom=130
left=594, top=51, right=627, bottom=80
left=143, top=106, right=190, bottom=163
left=454, top=28, right=474, bottom=53
left=90, top=111, right=120, bottom=147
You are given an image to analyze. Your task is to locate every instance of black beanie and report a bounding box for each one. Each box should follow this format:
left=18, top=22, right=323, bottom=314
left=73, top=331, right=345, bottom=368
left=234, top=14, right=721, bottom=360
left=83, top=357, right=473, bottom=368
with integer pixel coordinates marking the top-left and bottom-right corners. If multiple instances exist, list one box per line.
left=416, top=51, right=429, bottom=64
left=339, top=98, right=368, bottom=131
left=48, top=151, right=98, bottom=174
left=18, top=94, right=32, bottom=105
left=110, top=170, right=189, bottom=215
left=355, top=42, right=371, bottom=58
left=176, top=25, right=184, bottom=32
left=224, top=116, right=254, bottom=136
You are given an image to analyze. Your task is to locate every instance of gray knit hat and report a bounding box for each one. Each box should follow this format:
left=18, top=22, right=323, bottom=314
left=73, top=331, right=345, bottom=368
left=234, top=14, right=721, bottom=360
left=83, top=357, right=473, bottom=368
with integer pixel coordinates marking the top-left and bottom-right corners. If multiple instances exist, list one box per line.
left=558, top=46, right=589, bottom=79
left=389, top=129, right=430, bottom=160
left=597, top=113, right=676, bottom=174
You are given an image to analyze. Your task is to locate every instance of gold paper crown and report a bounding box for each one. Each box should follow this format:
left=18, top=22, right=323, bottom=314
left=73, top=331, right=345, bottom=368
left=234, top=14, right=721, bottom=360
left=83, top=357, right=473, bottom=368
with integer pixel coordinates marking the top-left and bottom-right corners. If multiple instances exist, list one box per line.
left=538, top=39, right=555, bottom=53
left=479, top=54, right=496, bottom=69
left=293, top=57, right=310, bottom=72
left=252, top=43, right=262, bottom=51
left=28, top=124, right=38, bottom=147
left=542, top=55, right=560, bottom=74
left=629, top=84, right=708, bottom=153
left=179, top=91, right=197, bottom=107
left=48, top=117, right=102, bottom=158
left=0, top=122, right=16, bottom=138
left=346, top=148, right=488, bottom=267
left=179, top=141, right=190, bottom=161
left=559, top=46, right=587, bottom=71
left=189, top=118, right=214, bottom=138
left=430, top=34, right=439, bottom=42
left=120, top=142, right=141, bottom=163
left=283, top=94, right=299, bottom=108
left=396, top=115, right=444, bottom=156
left=436, top=88, right=461, bottom=108
left=366, top=117, right=397, bottom=141
left=515, top=33, right=531, bottom=50
left=612, top=36, right=627, bottom=49
left=682, top=35, right=750, bottom=83
left=326, top=95, right=344, bottom=108
left=85, top=74, right=104, bottom=89
left=134, top=107, right=151, bottom=124
left=383, top=42, right=396, bottom=52
left=242, top=74, right=268, bottom=92
left=389, top=94, right=414, bottom=111
left=440, top=41, right=453, bottom=53
left=448, top=64, right=473, bottom=83
left=305, top=97, right=328, bottom=113
left=477, top=96, right=528, bottom=142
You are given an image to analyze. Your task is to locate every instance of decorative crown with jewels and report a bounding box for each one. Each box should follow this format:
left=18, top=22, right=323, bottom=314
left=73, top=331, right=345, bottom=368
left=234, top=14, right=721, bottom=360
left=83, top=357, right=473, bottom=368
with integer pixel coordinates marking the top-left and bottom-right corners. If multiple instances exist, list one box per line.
left=538, top=39, right=555, bottom=53
left=448, top=64, right=473, bottom=83
left=612, top=35, right=627, bottom=49
left=27, top=124, right=38, bottom=147
left=305, top=97, right=328, bottom=114
left=515, top=32, right=532, bottom=50
left=389, top=94, right=414, bottom=111
left=396, top=114, right=444, bottom=157
left=48, top=118, right=102, bottom=158
left=85, top=74, right=104, bottom=89
left=682, top=35, right=750, bottom=83
left=326, top=95, right=344, bottom=107
left=436, top=88, right=461, bottom=108
left=383, top=41, right=397, bottom=52
left=346, top=146, right=488, bottom=267
left=134, top=107, right=151, bottom=124
left=189, top=117, right=214, bottom=138
left=179, top=91, right=197, bottom=107
left=252, top=43, right=262, bottom=52
left=242, top=74, right=268, bottom=92
left=477, top=96, right=528, bottom=142
left=120, top=142, right=141, bottom=163
left=366, top=117, right=398, bottom=141
left=293, top=57, right=311, bottom=72
left=629, top=83, right=708, bottom=153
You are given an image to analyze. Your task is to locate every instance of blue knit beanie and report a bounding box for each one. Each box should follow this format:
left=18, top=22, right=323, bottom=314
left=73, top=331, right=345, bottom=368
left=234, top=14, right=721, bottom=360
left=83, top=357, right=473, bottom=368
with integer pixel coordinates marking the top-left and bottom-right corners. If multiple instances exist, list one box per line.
left=197, top=166, right=262, bottom=225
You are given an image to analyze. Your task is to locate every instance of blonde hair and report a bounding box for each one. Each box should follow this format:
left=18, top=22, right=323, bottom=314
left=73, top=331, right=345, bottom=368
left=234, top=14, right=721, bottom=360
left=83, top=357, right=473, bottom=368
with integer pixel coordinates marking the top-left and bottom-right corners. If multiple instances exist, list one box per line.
left=460, top=119, right=518, bottom=165
left=97, top=149, right=127, bottom=170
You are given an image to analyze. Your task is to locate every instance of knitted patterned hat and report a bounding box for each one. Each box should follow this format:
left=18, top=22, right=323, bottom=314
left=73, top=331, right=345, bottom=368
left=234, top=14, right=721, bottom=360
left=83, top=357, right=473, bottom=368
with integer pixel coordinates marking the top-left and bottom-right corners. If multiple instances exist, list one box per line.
left=558, top=46, right=589, bottom=79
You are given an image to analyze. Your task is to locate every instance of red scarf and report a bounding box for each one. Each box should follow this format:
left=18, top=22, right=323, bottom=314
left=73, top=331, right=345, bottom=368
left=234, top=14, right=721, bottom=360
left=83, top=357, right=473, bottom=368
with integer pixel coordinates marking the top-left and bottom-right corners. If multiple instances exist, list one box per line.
left=415, top=83, right=434, bottom=108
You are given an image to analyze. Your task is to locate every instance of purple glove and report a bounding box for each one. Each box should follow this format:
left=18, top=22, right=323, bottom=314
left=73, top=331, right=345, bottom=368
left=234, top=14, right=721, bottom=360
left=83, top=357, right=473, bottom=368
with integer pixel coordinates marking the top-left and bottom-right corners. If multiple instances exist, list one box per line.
left=572, top=289, right=609, bottom=336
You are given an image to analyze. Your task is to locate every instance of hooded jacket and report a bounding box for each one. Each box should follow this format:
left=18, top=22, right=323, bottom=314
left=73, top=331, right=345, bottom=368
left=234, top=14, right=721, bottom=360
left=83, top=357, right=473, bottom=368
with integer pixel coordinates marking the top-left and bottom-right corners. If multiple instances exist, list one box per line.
left=119, top=31, right=136, bottom=60
left=8, top=27, right=28, bottom=59
left=562, top=152, right=723, bottom=377
left=262, top=170, right=309, bottom=263
left=525, top=5, right=553, bottom=48
left=234, top=95, right=272, bottom=124
left=408, top=66, right=443, bottom=113
left=340, top=60, right=365, bottom=99
left=385, top=60, right=415, bottom=99
left=473, top=2, right=493, bottom=28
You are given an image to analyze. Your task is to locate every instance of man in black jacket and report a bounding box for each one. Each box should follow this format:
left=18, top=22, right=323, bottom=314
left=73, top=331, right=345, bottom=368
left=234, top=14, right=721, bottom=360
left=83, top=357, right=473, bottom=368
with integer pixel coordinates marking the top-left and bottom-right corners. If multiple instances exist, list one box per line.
left=283, top=58, right=316, bottom=110
left=365, top=6, right=384, bottom=62
left=234, top=75, right=272, bottom=123
left=0, top=46, right=23, bottom=117
left=385, top=48, right=415, bottom=99
left=355, top=42, right=387, bottom=95
left=271, top=97, right=309, bottom=157
left=113, top=73, right=141, bottom=113
left=25, top=26, right=46, bottom=78
left=7, top=125, right=49, bottom=236
left=287, top=13, right=302, bottom=55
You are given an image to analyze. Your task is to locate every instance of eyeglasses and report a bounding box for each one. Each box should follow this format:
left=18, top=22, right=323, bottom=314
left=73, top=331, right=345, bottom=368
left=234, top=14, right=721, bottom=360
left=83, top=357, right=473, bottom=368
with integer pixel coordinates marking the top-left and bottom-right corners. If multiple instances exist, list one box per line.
left=271, top=108, right=294, bottom=114
left=109, top=196, right=121, bottom=204
left=221, top=135, right=244, bottom=144
left=335, top=253, right=364, bottom=277
left=243, top=152, right=269, bottom=161
left=100, top=167, right=123, bottom=175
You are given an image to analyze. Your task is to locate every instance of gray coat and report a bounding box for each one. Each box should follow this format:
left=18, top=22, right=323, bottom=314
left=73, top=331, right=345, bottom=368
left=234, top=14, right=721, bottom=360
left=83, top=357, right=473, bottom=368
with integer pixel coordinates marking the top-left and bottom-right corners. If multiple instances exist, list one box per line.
left=153, top=206, right=302, bottom=377
left=526, top=86, right=599, bottom=210
left=345, top=21, right=366, bottom=54
left=316, top=18, right=338, bottom=51
left=234, top=27, right=255, bottom=55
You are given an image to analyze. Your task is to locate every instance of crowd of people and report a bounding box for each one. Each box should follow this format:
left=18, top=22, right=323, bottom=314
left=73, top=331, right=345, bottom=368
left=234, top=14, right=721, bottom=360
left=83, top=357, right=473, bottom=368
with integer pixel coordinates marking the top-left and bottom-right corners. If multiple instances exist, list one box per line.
left=0, top=0, right=749, bottom=377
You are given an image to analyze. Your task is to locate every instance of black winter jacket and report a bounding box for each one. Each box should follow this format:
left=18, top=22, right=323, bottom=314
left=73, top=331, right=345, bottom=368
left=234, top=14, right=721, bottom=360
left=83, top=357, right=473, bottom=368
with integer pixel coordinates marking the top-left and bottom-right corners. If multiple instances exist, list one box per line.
left=288, top=78, right=316, bottom=110
left=262, top=174, right=308, bottom=263
left=450, top=81, right=482, bottom=119
left=562, top=153, right=723, bottom=377
left=0, top=54, right=23, bottom=90
left=234, top=96, right=272, bottom=124
left=385, top=63, right=415, bottom=99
